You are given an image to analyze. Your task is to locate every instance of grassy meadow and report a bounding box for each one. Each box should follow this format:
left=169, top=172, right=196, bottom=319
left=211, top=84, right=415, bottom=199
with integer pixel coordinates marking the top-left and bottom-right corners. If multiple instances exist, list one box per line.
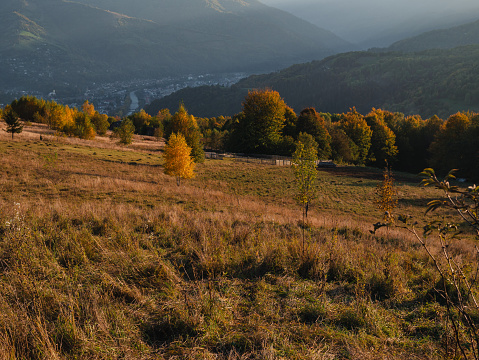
left=0, top=123, right=476, bottom=359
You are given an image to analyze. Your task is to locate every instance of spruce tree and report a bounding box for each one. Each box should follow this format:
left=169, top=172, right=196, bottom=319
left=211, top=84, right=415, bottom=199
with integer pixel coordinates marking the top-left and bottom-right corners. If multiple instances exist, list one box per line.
left=3, top=107, right=23, bottom=139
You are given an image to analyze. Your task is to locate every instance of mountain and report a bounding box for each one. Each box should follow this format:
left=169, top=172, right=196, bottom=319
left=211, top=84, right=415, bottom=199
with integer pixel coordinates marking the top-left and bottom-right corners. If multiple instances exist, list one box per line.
left=259, top=0, right=479, bottom=49
left=0, top=0, right=352, bottom=95
left=388, top=18, right=479, bottom=52
left=145, top=45, right=479, bottom=118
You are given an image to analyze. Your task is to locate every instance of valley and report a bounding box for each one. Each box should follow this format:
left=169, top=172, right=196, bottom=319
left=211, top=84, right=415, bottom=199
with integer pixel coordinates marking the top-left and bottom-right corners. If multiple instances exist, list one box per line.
left=0, top=72, right=246, bottom=116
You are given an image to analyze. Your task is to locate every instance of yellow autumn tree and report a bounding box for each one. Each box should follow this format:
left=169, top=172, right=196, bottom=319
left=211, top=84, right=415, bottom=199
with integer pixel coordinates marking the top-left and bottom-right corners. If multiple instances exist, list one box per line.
left=163, top=133, right=195, bottom=186
left=82, top=100, right=96, bottom=117
left=375, top=165, right=397, bottom=223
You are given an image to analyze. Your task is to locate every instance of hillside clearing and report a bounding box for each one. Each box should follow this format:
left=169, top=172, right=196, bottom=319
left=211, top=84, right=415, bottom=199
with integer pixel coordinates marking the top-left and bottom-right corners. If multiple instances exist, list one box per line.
left=0, top=124, right=475, bottom=359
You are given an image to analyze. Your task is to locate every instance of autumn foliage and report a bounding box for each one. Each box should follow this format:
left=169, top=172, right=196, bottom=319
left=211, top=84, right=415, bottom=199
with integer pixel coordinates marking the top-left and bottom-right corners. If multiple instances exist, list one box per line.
left=228, top=89, right=288, bottom=154
left=163, top=133, right=195, bottom=185
left=4, top=91, right=479, bottom=181
left=375, top=166, right=398, bottom=222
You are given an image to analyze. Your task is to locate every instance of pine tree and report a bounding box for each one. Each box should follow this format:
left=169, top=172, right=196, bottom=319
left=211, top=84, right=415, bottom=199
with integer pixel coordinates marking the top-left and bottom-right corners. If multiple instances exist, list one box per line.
left=3, top=107, right=23, bottom=139
left=163, top=133, right=195, bottom=186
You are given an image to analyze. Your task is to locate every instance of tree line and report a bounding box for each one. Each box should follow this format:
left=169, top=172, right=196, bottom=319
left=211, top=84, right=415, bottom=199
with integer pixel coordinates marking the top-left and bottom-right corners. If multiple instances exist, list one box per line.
left=196, top=89, right=479, bottom=181
left=2, top=91, right=478, bottom=180
left=0, top=96, right=205, bottom=163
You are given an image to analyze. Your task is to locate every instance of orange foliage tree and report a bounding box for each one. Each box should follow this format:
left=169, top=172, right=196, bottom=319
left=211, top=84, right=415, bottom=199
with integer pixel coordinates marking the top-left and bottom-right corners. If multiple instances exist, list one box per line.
left=81, top=100, right=96, bottom=117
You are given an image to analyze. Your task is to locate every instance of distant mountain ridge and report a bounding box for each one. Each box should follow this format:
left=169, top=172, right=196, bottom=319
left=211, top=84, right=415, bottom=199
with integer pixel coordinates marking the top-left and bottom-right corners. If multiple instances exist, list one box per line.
left=0, top=0, right=352, bottom=95
left=260, top=0, right=479, bottom=49
left=145, top=45, right=479, bottom=119
left=388, top=18, right=479, bottom=52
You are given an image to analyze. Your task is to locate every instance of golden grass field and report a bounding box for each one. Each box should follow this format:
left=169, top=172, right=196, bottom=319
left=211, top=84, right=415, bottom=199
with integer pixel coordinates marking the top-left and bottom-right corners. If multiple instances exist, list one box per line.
left=0, top=123, right=476, bottom=359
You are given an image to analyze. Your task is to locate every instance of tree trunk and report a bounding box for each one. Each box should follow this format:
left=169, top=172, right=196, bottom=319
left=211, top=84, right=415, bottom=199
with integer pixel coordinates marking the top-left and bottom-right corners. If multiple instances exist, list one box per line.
left=302, top=205, right=305, bottom=256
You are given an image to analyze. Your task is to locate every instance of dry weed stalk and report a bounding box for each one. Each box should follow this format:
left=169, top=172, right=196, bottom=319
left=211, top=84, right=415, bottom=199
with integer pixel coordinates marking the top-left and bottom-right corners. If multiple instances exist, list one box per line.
left=374, top=168, right=479, bottom=359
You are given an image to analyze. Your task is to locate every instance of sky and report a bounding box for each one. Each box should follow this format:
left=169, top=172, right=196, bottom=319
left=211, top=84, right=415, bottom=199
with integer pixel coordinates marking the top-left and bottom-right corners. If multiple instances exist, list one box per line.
left=259, top=0, right=479, bottom=47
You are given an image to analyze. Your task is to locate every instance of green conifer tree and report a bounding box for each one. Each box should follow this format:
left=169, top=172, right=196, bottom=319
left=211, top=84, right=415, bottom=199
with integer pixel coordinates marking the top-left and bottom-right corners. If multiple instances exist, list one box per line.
left=3, top=107, right=23, bottom=139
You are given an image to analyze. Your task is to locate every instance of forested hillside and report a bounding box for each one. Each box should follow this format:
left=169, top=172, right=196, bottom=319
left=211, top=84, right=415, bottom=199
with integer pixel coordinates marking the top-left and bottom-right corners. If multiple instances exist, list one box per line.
left=0, top=0, right=351, bottom=94
left=146, top=45, right=479, bottom=119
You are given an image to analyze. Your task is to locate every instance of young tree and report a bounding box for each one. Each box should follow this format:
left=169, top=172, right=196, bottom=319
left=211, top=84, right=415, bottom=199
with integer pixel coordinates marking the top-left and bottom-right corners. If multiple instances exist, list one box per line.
left=375, top=164, right=397, bottom=223
left=73, top=112, right=95, bottom=140
left=114, top=119, right=135, bottom=145
left=167, top=104, right=195, bottom=136
left=153, top=126, right=164, bottom=142
left=3, top=107, right=23, bottom=139
left=292, top=133, right=318, bottom=254
left=372, top=168, right=479, bottom=358
left=163, top=133, right=195, bottom=186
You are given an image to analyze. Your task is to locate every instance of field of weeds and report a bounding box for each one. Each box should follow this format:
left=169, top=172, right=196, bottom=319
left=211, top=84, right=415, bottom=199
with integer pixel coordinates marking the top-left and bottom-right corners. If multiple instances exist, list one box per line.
left=0, top=124, right=476, bottom=359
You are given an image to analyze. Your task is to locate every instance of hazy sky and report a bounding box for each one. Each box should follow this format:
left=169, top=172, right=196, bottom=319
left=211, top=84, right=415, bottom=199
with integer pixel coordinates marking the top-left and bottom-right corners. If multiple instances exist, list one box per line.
left=261, top=0, right=478, bottom=12
left=260, top=0, right=479, bottom=47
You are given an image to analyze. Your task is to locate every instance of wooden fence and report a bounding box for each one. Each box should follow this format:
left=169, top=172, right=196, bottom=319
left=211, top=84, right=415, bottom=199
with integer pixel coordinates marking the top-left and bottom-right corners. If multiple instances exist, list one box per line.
left=205, top=152, right=331, bottom=167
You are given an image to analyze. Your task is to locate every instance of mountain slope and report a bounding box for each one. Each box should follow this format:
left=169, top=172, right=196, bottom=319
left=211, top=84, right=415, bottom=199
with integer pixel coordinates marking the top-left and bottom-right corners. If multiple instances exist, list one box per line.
left=145, top=45, right=479, bottom=118
left=260, top=0, right=479, bottom=49
left=0, top=0, right=352, bottom=94
left=388, top=18, right=479, bottom=52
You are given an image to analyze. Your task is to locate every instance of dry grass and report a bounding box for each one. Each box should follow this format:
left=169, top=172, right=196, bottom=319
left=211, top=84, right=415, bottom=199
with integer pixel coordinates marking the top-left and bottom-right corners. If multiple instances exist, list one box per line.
left=0, top=125, right=477, bottom=359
